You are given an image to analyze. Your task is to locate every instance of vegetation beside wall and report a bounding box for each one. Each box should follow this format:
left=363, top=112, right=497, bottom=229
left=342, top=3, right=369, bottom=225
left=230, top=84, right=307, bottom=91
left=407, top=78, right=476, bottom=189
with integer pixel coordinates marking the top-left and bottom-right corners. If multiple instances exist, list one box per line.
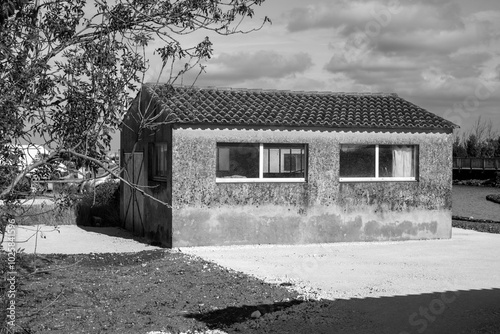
left=486, top=194, right=500, bottom=205
left=452, top=219, right=500, bottom=234
left=0, top=181, right=120, bottom=228
left=75, top=181, right=120, bottom=227
left=454, top=173, right=500, bottom=187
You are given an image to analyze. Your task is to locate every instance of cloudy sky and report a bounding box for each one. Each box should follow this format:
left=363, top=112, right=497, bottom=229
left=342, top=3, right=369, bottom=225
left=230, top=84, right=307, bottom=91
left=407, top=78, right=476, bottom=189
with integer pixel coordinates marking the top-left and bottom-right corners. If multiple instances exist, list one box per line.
left=144, top=0, right=500, bottom=136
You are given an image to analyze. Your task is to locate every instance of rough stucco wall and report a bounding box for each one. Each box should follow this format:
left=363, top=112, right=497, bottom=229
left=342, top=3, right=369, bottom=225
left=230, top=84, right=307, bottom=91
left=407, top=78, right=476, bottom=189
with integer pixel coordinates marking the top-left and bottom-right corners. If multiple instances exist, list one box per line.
left=171, top=126, right=453, bottom=247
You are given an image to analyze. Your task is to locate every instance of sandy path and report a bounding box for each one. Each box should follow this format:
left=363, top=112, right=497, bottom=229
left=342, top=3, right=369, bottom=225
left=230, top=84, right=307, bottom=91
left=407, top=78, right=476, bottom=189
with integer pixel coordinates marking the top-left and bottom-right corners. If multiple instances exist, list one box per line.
left=181, top=228, right=500, bottom=300
left=3, top=225, right=500, bottom=332
left=5, top=225, right=499, bottom=300
left=2, top=225, right=160, bottom=254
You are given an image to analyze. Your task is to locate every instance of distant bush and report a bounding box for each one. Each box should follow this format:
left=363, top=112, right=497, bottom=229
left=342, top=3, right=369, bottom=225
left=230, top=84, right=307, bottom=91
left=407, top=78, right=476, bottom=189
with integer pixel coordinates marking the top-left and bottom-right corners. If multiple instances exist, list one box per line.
left=453, top=219, right=500, bottom=234
left=53, top=181, right=81, bottom=194
left=453, top=178, right=500, bottom=188
left=75, top=180, right=120, bottom=227
left=0, top=165, right=31, bottom=199
left=486, top=194, right=500, bottom=205
left=495, top=172, right=500, bottom=187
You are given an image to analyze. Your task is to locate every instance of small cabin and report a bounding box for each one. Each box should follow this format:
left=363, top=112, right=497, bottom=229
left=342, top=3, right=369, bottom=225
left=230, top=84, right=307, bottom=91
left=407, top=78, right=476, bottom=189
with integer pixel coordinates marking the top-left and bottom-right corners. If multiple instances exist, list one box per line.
left=120, top=84, right=457, bottom=247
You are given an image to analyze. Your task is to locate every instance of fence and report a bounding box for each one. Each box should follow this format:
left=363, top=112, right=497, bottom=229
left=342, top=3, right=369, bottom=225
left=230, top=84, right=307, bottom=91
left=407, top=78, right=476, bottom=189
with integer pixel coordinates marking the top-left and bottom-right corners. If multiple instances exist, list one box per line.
left=453, top=157, right=500, bottom=170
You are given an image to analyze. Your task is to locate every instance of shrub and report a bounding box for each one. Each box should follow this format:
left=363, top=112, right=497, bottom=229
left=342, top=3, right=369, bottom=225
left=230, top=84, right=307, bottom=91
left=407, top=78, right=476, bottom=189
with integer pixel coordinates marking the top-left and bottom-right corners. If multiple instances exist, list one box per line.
left=452, top=220, right=500, bottom=234
left=75, top=180, right=120, bottom=227
left=486, top=194, right=500, bottom=205
left=495, top=172, right=500, bottom=187
left=0, top=166, right=31, bottom=199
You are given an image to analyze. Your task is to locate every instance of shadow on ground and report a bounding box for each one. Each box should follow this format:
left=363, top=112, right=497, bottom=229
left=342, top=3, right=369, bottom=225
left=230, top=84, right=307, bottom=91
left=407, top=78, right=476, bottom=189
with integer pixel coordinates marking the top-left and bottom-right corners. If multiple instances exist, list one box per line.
left=187, top=288, right=500, bottom=334
left=77, top=225, right=161, bottom=246
left=186, top=300, right=304, bottom=327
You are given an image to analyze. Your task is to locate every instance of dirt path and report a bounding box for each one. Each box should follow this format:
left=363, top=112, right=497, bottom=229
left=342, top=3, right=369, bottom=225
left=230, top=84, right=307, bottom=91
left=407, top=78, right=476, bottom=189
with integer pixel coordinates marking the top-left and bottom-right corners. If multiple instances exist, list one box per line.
left=5, top=225, right=160, bottom=254
left=6, top=225, right=500, bottom=299
left=182, top=228, right=500, bottom=333
left=4, top=226, right=500, bottom=333
left=182, top=228, right=500, bottom=300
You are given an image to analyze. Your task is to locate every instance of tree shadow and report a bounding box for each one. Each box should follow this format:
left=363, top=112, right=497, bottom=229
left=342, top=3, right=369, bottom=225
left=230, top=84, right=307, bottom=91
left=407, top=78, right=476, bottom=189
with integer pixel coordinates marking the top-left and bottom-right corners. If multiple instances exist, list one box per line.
left=77, top=225, right=162, bottom=247
left=185, top=288, right=500, bottom=334
left=184, top=299, right=304, bottom=328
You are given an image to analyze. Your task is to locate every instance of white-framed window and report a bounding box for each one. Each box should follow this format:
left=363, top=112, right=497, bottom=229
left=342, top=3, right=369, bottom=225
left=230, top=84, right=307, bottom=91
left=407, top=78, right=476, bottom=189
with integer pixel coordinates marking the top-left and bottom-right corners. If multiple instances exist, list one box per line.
left=339, top=144, right=418, bottom=182
left=148, top=142, right=168, bottom=181
left=216, top=143, right=307, bottom=183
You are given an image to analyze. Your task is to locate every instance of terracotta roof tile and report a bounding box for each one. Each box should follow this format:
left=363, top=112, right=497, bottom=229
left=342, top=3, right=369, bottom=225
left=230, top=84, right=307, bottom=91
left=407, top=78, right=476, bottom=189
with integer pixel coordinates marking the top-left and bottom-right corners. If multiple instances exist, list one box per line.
left=145, top=84, right=457, bottom=131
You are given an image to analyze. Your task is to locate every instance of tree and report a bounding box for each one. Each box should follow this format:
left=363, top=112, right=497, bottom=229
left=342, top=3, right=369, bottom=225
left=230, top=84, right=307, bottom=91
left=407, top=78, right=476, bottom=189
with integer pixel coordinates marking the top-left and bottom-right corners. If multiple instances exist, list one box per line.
left=452, top=133, right=467, bottom=158
left=495, top=137, right=500, bottom=157
left=452, top=117, right=500, bottom=158
left=481, top=138, right=497, bottom=158
left=465, top=134, right=480, bottom=158
left=0, top=0, right=269, bottom=228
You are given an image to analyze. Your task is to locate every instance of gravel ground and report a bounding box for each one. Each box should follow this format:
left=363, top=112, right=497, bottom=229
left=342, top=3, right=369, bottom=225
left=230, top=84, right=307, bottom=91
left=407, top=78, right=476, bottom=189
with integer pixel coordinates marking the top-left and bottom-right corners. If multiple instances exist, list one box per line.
left=181, top=228, right=500, bottom=300
left=5, top=225, right=161, bottom=254
left=9, top=225, right=499, bottom=300
left=3, top=226, right=500, bottom=333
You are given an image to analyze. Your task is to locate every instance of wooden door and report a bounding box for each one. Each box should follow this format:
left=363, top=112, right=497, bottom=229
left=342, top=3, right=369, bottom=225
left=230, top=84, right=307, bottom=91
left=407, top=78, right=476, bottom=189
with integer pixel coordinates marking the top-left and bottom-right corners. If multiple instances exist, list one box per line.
left=122, top=152, right=145, bottom=234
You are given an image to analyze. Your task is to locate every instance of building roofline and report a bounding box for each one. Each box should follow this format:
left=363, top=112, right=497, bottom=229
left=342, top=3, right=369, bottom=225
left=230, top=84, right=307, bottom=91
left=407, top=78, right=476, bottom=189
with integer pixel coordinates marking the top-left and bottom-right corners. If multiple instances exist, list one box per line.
left=137, top=84, right=459, bottom=131
left=143, top=82, right=400, bottom=98
left=172, top=123, right=454, bottom=134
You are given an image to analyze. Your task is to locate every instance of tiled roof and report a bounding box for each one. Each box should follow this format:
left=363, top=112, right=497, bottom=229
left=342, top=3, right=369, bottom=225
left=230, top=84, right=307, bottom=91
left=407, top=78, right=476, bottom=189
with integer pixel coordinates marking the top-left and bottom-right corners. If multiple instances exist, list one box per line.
left=144, top=84, right=457, bottom=131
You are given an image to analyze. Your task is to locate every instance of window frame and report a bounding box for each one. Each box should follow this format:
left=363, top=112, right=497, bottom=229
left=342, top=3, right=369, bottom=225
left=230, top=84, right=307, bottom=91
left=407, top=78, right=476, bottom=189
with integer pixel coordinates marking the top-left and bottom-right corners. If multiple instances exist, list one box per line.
left=148, top=142, right=169, bottom=182
left=339, top=144, right=419, bottom=182
left=216, top=143, right=308, bottom=183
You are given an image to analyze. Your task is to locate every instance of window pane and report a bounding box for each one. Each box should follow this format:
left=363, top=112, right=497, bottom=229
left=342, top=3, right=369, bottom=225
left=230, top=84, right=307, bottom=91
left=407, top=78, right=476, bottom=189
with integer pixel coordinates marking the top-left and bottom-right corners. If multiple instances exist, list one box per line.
left=339, top=145, right=375, bottom=177
left=282, top=149, right=291, bottom=172
left=216, top=144, right=259, bottom=178
left=218, top=147, right=230, bottom=171
left=267, top=148, right=280, bottom=173
left=379, top=145, right=415, bottom=177
left=263, top=145, right=306, bottom=178
left=284, top=149, right=303, bottom=172
left=149, top=142, right=168, bottom=179
left=156, top=144, right=168, bottom=177
left=263, top=148, right=269, bottom=173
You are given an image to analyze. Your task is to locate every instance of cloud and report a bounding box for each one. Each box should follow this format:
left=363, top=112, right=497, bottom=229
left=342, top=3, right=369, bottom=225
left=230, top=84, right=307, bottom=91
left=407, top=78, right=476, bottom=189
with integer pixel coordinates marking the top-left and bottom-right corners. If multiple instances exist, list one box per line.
left=315, top=0, right=499, bottom=112
left=327, top=50, right=491, bottom=79
left=285, top=0, right=465, bottom=34
left=446, top=52, right=492, bottom=78
left=325, top=50, right=495, bottom=97
left=375, top=20, right=495, bottom=57
left=322, top=46, right=500, bottom=122
left=288, top=77, right=328, bottom=91
left=325, top=53, right=419, bottom=73
left=207, top=50, right=313, bottom=81
left=159, top=50, right=314, bottom=88
left=286, top=1, right=497, bottom=58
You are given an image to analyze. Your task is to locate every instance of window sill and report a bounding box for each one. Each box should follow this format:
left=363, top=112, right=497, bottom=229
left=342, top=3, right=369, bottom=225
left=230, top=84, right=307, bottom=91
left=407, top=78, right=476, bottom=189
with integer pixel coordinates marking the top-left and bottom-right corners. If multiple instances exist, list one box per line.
left=150, top=177, right=168, bottom=183
left=216, top=178, right=306, bottom=183
left=339, top=177, right=417, bottom=182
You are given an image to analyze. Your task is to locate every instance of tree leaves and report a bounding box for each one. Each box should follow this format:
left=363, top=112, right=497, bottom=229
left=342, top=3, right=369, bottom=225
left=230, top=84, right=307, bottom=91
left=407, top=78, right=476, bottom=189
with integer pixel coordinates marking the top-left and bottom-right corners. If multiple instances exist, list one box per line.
left=0, top=0, right=268, bottom=201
